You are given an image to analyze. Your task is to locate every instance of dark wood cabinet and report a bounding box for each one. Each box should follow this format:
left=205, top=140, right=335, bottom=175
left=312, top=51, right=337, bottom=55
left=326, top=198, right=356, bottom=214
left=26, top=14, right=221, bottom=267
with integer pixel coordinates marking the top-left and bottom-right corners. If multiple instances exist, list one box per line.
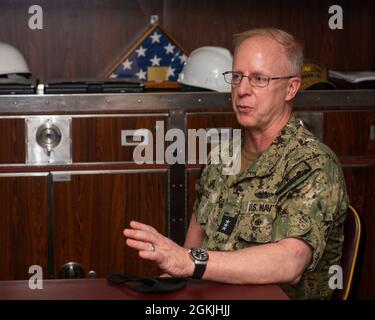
left=72, top=115, right=167, bottom=163
left=53, top=171, right=167, bottom=278
left=0, top=111, right=170, bottom=280
left=0, top=175, right=48, bottom=280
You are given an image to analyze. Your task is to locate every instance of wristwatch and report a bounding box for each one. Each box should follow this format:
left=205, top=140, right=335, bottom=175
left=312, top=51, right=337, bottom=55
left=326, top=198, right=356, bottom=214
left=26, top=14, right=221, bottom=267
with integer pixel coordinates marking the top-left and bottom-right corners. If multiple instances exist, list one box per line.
left=188, top=247, right=209, bottom=279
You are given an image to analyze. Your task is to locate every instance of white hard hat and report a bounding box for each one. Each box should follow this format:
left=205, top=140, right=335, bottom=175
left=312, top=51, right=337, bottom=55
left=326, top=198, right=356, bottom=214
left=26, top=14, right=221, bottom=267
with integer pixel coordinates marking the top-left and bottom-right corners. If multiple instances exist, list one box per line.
left=178, top=46, right=232, bottom=92
left=0, top=42, right=31, bottom=76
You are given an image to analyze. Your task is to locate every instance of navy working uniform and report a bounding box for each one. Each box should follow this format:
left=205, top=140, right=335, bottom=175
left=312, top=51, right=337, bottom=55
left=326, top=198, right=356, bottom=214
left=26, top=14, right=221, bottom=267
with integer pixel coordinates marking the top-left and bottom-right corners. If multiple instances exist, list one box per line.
left=193, top=115, right=349, bottom=299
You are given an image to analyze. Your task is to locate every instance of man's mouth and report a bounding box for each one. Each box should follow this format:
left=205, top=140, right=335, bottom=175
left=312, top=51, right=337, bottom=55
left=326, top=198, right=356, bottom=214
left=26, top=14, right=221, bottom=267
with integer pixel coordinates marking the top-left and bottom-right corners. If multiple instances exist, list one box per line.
left=237, top=105, right=254, bottom=113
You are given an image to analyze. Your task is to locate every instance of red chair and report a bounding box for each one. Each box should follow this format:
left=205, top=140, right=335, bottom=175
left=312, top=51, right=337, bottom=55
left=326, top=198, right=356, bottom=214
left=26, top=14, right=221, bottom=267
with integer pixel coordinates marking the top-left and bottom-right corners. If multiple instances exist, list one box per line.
left=332, top=205, right=362, bottom=300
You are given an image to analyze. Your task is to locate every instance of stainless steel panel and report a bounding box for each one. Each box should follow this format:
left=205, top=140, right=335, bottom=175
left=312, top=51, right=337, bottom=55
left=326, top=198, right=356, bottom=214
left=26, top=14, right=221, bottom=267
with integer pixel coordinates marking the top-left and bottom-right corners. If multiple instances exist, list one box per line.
left=26, top=116, right=72, bottom=165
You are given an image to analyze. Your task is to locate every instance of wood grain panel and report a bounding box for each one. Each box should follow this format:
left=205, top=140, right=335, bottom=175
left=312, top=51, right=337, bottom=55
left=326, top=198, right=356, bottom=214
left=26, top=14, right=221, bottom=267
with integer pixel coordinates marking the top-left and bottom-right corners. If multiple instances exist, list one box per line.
left=53, top=171, right=167, bottom=278
left=0, top=0, right=373, bottom=81
left=343, top=166, right=375, bottom=299
left=0, top=119, right=25, bottom=164
left=164, top=0, right=375, bottom=72
left=186, top=113, right=240, bottom=163
left=0, top=0, right=163, bottom=81
left=186, top=113, right=239, bottom=130
left=72, top=115, right=167, bottom=162
left=325, top=112, right=375, bottom=157
left=0, top=176, right=48, bottom=280
left=164, top=0, right=281, bottom=52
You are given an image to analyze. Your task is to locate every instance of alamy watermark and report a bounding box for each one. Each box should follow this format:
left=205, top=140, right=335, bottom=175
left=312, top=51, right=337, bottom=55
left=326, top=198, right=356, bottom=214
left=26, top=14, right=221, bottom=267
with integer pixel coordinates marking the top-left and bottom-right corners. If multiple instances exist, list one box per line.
left=28, top=265, right=43, bottom=289
left=328, top=5, right=343, bottom=30
left=28, top=5, right=43, bottom=30
left=328, top=265, right=343, bottom=290
left=122, top=121, right=242, bottom=175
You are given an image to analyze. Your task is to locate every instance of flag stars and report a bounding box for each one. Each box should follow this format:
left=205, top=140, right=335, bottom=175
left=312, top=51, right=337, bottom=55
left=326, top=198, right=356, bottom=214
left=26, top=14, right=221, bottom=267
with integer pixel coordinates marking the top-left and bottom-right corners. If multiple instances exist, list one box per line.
left=136, top=46, right=147, bottom=57
left=150, top=31, right=162, bottom=43
left=167, top=66, right=175, bottom=79
left=179, top=54, right=187, bottom=64
left=113, top=29, right=184, bottom=80
left=122, top=59, right=133, bottom=70
left=150, top=55, right=161, bottom=66
left=136, top=69, right=147, bottom=80
left=164, top=42, right=175, bottom=54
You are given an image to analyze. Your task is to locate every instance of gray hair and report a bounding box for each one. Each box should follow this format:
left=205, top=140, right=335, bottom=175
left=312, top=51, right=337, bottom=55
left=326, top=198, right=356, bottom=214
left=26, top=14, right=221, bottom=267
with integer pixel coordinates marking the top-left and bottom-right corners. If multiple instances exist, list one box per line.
left=233, top=28, right=304, bottom=76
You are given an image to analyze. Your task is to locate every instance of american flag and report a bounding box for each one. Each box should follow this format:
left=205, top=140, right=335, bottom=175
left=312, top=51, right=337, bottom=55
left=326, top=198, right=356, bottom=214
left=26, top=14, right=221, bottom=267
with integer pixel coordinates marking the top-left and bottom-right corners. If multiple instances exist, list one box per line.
left=109, top=24, right=187, bottom=82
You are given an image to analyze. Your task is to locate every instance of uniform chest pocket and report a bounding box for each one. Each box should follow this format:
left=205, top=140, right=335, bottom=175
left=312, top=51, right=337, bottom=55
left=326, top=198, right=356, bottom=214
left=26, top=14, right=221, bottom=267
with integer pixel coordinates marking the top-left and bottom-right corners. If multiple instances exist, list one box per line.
left=237, top=187, right=279, bottom=243
left=237, top=212, right=276, bottom=244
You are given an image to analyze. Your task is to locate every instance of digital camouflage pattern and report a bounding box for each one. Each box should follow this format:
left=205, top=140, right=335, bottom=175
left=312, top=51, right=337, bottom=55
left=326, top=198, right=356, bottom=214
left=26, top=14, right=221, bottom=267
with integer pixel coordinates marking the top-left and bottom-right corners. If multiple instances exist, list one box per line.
left=193, top=115, right=349, bottom=300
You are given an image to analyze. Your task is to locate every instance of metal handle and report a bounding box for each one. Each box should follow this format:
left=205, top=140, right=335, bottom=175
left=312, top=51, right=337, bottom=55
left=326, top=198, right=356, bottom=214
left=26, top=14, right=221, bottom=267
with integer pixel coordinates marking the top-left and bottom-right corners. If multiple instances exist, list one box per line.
left=36, top=122, right=62, bottom=156
left=58, top=262, right=85, bottom=279
left=88, top=270, right=97, bottom=279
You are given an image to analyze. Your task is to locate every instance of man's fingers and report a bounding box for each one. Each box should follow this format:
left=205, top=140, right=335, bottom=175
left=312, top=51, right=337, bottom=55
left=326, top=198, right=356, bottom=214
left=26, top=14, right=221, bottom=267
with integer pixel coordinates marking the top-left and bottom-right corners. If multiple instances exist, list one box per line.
left=126, top=239, right=161, bottom=262
left=126, top=238, right=153, bottom=252
left=123, top=228, right=157, bottom=243
left=129, top=220, right=157, bottom=233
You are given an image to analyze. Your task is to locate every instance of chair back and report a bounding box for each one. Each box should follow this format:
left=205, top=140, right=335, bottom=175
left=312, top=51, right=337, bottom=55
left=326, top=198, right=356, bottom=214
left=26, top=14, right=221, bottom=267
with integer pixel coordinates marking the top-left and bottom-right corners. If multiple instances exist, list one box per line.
left=331, top=205, right=362, bottom=300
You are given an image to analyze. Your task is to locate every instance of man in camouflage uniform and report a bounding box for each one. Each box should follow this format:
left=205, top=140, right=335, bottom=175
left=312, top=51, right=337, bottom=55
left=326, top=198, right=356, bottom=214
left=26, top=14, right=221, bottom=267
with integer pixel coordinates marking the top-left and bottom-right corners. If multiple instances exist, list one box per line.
left=194, top=114, right=348, bottom=299
left=124, top=28, right=348, bottom=300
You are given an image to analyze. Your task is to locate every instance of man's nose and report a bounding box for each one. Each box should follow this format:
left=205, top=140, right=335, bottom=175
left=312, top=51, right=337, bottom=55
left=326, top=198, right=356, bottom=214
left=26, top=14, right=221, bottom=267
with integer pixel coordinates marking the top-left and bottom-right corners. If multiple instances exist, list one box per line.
left=236, top=76, right=252, bottom=96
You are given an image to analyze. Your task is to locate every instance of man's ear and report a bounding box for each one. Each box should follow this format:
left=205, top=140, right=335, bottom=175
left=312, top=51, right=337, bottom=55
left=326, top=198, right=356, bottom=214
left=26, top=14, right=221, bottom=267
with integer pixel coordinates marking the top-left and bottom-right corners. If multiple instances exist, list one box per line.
left=285, top=77, right=301, bottom=102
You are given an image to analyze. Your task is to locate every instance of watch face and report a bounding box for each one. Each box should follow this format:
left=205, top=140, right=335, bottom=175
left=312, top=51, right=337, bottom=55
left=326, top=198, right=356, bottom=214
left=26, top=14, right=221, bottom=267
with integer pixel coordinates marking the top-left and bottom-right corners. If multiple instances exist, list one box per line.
left=191, top=248, right=209, bottom=262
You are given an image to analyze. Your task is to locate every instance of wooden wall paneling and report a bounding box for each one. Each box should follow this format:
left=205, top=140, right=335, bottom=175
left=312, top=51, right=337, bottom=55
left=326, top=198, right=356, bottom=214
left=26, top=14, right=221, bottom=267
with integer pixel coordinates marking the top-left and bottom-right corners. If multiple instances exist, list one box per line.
left=0, top=0, right=163, bottom=81
left=163, top=0, right=375, bottom=71
left=1, top=0, right=374, bottom=81
left=0, top=119, right=25, bottom=164
left=186, top=113, right=239, bottom=130
left=164, top=0, right=281, bottom=51
left=186, top=112, right=239, bottom=164
left=343, top=166, right=375, bottom=299
left=324, top=112, right=375, bottom=157
left=0, top=176, right=48, bottom=280
left=72, top=115, right=167, bottom=163
left=52, top=171, right=167, bottom=278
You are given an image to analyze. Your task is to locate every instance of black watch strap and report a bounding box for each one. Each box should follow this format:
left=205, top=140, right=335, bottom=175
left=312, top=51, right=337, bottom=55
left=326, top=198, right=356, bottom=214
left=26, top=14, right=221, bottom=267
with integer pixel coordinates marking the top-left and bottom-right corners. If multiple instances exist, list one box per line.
left=192, top=262, right=206, bottom=279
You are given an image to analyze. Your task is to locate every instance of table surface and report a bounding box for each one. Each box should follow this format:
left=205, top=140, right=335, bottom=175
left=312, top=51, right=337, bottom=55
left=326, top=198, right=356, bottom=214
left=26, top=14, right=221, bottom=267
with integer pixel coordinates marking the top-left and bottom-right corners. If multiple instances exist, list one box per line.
left=0, top=278, right=289, bottom=300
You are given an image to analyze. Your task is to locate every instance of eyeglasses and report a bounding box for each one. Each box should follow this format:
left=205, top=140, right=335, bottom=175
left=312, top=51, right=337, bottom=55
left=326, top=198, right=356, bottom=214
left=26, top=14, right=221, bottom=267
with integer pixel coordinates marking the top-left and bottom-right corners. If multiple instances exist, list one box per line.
left=222, top=71, right=297, bottom=88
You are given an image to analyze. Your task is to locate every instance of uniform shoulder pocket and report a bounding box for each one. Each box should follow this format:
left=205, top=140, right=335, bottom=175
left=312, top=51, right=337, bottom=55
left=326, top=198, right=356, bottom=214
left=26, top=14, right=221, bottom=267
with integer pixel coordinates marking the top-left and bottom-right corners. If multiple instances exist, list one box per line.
left=276, top=161, right=312, bottom=198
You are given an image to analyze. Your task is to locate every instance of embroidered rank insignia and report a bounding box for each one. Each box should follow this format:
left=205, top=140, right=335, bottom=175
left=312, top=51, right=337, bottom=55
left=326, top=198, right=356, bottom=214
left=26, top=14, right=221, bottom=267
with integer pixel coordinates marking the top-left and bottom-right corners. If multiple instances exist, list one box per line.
left=217, top=215, right=237, bottom=236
